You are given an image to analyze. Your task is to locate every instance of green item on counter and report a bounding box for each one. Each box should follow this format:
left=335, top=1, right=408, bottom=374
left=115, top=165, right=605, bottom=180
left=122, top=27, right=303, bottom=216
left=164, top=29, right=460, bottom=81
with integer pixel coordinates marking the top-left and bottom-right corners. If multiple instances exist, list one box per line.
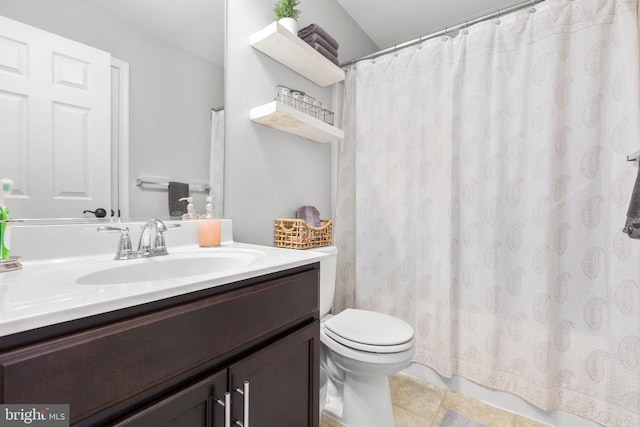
left=0, top=205, right=9, bottom=260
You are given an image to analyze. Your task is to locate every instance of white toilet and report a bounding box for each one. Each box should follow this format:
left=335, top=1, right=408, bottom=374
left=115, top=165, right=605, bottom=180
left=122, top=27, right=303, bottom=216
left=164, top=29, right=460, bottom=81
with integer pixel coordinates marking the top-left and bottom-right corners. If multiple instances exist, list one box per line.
left=313, top=246, right=415, bottom=427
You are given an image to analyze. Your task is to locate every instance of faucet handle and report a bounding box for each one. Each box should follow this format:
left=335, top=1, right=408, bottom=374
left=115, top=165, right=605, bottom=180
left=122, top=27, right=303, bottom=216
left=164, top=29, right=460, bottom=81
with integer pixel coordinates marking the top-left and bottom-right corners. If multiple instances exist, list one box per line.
left=98, top=226, right=134, bottom=260
left=116, top=228, right=134, bottom=260
left=97, top=226, right=127, bottom=233
left=151, top=222, right=179, bottom=256
left=153, top=230, right=168, bottom=256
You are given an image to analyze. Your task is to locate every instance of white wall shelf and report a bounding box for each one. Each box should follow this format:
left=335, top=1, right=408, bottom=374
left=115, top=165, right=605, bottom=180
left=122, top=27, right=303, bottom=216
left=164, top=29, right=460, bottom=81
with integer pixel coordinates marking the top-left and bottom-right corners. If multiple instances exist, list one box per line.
left=250, top=101, right=344, bottom=143
left=249, top=21, right=345, bottom=87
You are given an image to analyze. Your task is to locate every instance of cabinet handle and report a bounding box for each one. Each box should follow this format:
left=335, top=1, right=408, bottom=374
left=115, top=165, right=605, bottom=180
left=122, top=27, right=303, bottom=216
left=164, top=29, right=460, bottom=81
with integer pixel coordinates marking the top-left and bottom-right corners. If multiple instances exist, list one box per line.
left=215, top=392, right=231, bottom=427
left=234, top=381, right=250, bottom=427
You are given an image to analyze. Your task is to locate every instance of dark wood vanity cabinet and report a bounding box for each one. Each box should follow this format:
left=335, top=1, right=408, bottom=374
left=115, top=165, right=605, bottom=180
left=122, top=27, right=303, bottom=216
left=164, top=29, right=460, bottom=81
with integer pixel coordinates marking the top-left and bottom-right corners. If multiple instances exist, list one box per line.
left=0, top=263, right=320, bottom=427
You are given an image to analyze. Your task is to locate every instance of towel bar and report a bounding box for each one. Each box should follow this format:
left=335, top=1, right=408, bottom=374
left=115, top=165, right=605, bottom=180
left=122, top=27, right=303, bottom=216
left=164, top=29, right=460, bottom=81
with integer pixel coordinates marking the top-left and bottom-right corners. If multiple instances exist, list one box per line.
left=135, top=178, right=210, bottom=193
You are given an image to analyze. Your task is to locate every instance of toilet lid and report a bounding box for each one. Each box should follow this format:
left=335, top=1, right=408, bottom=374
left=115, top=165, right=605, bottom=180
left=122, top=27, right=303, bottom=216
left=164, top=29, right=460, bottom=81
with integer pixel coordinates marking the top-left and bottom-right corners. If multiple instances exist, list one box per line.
left=324, top=309, right=414, bottom=353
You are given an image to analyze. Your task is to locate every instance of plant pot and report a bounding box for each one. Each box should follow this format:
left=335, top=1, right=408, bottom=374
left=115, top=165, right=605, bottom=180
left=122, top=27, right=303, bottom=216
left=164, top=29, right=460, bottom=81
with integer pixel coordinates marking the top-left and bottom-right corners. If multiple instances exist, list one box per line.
left=278, top=17, right=298, bottom=34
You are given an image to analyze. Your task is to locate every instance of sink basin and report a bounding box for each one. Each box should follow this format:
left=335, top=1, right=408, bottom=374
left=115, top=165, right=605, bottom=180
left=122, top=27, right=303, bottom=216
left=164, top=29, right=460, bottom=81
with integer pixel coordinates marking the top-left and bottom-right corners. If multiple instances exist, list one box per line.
left=76, top=252, right=259, bottom=285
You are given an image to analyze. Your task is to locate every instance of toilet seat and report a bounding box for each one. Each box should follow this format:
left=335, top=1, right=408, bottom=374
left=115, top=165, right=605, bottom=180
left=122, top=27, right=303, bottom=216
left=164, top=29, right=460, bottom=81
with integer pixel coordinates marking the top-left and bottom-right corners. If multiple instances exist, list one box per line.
left=324, top=309, right=414, bottom=353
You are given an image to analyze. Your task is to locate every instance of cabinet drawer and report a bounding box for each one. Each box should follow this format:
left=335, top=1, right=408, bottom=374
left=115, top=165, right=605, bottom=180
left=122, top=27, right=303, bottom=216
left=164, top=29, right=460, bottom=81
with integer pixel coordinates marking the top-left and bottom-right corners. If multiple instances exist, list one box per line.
left=0, top=267, right=318, bottom=423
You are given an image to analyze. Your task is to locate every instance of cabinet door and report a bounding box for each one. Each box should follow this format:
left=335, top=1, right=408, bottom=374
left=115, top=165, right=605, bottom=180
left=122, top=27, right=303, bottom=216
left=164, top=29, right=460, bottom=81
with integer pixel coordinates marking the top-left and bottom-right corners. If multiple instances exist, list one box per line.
left=230, top=320, right=320, bottom=427
left=113, top=369, right=228, bottom=427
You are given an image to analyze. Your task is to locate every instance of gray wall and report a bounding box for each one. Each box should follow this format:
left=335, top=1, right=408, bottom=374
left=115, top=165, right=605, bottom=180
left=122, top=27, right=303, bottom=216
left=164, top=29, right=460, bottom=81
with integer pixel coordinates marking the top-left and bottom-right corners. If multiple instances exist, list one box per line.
left=0, top=0, right=224, bottom=218
left=225, top=0, right=377, bottom=245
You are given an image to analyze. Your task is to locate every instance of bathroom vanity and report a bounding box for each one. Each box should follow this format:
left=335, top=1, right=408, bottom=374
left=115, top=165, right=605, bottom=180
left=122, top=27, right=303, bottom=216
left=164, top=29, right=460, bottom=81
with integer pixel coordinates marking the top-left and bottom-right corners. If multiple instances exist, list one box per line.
left=0, top=221, right=323, bottom=426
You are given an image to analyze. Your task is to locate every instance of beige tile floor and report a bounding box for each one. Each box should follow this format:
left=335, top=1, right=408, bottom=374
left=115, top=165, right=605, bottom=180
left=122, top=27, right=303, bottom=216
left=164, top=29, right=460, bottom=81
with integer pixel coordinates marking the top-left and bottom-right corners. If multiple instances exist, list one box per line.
left=321, top=374, right=548, bottom=427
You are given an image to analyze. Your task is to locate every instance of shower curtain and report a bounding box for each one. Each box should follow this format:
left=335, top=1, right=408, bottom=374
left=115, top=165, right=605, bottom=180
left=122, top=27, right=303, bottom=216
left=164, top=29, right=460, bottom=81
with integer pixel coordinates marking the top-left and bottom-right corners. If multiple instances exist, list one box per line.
left=335, top=0, right=640, bottom=425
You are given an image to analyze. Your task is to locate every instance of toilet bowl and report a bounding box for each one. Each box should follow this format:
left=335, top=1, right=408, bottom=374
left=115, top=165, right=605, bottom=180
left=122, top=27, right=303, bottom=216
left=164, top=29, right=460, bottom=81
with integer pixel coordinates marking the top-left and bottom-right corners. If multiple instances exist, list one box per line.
left=311, top=246, right=415, bottom=427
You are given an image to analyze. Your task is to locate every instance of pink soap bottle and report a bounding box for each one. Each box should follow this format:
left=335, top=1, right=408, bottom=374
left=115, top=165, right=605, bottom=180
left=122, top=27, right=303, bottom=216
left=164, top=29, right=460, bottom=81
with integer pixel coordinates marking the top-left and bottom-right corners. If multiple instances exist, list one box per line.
left=199, top=197, right=220, bottom=247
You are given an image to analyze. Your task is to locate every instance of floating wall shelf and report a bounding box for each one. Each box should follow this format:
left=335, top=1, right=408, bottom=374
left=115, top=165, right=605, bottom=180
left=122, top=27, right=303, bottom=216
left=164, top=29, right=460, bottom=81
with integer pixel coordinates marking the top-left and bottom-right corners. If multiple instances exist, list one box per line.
left=250, top=101, right=344, bottom=143
left=249, top=21, right=345, bottom=87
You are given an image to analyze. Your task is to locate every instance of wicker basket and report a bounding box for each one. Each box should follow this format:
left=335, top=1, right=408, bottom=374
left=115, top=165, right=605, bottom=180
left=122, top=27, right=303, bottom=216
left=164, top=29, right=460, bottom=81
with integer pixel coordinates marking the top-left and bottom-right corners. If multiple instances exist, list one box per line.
left=274, top=218, right=333, bottom=249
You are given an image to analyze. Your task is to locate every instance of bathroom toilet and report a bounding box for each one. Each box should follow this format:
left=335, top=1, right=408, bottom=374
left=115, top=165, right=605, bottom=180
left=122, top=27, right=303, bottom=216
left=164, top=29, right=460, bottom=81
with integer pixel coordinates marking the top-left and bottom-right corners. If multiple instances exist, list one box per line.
left=313, top=246, right=415, bottom=427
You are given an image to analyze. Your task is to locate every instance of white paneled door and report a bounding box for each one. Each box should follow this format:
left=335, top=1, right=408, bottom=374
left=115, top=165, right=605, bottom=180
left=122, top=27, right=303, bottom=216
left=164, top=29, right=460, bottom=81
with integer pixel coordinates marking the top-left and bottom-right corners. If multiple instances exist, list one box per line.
left=0, top=15, right=111, bottom=219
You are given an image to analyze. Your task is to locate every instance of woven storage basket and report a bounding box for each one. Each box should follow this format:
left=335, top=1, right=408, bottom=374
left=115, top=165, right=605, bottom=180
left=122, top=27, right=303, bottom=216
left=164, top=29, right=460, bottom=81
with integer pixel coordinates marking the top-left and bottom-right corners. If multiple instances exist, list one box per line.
left=274, top=218, right=333, bottom=249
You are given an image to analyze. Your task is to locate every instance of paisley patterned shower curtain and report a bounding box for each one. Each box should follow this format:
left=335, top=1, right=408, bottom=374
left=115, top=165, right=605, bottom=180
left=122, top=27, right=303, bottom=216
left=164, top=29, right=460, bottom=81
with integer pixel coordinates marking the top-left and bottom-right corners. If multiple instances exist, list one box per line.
left=335, top=0, right=640, bottom=425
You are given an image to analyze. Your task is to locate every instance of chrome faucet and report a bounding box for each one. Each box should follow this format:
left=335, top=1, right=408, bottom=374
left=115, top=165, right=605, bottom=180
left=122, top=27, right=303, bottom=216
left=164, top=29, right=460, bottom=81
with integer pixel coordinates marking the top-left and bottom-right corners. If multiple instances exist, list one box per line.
left=99, top=219, right=179, bottom=260
left=137, top=219, right=168, bottom=257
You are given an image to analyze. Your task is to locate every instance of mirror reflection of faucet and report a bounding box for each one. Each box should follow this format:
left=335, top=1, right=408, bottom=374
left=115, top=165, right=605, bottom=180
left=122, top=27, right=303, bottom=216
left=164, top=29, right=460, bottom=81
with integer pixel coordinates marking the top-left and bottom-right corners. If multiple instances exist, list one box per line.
left=179, top=197, right=200, bottom=220
left=98, top=219, right=181, bottom=260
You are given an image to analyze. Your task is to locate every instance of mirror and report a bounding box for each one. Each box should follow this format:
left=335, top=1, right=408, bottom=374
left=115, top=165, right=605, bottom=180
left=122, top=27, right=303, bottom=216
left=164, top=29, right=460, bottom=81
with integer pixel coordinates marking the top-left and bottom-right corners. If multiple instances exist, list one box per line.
left=0, top=0, right=225, bottom=221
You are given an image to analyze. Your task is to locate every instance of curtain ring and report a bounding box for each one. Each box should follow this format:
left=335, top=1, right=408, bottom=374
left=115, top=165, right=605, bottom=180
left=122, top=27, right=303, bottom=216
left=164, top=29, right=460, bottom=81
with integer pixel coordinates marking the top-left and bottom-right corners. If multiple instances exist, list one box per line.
left=394, top=45, right=398, bottom=57
left=495, top=9, right=501, bottom=25
left=530, top=0, right=537, bottom=13
left=463, top=21, right=469, bottom=35
left=443, top=27, right=449, bottom=41
left=417, top=35, right=423, bottom=49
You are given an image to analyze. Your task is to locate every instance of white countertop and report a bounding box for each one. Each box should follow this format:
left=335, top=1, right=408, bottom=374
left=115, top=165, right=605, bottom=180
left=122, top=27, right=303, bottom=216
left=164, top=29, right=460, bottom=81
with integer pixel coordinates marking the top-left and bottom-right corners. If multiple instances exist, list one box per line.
left=0, top=242, right=325, bottom=338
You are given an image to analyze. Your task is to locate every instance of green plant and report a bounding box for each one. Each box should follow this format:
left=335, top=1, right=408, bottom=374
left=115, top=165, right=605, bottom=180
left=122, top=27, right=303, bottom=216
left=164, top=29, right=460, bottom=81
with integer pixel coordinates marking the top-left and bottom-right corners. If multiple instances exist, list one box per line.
left=274, top=0, right=301, bottom=20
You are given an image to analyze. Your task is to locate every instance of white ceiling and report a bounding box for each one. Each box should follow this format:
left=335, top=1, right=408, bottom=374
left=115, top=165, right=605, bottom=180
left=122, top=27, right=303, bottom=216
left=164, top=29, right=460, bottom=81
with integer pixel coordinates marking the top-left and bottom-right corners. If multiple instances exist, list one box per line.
left=335, top=0, right=528, bottom=51
left=83, top=0, right=225, bottom=67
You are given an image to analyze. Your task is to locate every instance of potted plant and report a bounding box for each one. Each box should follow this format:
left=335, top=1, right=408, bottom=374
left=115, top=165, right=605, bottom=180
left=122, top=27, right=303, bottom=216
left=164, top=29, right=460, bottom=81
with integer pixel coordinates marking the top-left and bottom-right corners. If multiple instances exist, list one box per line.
left=274, top=0, right=301, bottom=34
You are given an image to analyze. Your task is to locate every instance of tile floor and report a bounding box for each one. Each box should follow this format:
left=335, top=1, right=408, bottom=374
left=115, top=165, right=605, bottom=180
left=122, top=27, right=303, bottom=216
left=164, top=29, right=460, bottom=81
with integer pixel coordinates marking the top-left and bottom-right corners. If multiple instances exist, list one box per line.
left=320, top=374, right=548, bottom=427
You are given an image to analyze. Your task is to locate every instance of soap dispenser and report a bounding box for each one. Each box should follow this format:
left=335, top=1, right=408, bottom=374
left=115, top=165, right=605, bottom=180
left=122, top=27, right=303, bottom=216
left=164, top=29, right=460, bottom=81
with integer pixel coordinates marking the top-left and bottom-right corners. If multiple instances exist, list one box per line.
left=179, top=197, right=199, bottom=220
left=199, top=196, right=221, bottom=247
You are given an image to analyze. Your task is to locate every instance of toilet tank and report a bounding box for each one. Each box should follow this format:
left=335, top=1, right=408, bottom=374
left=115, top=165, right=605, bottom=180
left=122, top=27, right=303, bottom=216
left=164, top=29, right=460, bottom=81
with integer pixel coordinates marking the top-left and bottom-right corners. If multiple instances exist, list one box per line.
left=310, top=245, right=337, bottom=317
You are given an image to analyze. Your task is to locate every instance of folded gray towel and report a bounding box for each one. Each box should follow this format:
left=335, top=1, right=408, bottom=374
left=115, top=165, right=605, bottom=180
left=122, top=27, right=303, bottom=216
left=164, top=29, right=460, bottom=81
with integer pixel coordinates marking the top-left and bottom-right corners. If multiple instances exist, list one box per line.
left=624, top=166, right=640, bottom=238
left=298, top=23, right=339, bottom=50
left=296, top=206, right=321, bottom=227
left=309, top=42, right=339, bottom=65
left=303, top=33, right=338, bottom=57
left=168, top=181, right=189, bottom=217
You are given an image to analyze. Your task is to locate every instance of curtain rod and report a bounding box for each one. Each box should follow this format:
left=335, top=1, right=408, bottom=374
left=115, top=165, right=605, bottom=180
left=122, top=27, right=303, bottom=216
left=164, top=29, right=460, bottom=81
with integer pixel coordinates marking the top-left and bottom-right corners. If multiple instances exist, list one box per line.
left=340, top=0, right=547, bottom=67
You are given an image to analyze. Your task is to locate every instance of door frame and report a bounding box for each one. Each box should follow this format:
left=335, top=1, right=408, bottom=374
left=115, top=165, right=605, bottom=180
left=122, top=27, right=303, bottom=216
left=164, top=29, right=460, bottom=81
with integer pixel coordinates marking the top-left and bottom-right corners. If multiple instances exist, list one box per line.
left=111, top=58, right=130, bottom=218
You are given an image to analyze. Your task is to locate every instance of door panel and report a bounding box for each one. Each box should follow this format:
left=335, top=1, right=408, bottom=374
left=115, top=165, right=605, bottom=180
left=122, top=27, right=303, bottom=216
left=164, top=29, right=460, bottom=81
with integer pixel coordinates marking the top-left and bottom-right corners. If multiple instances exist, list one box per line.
left=52, top=102, right=91, bottom=198
left=0, top=14, right=111, bottom=218
left=0, top=90, right=28, bottom=195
